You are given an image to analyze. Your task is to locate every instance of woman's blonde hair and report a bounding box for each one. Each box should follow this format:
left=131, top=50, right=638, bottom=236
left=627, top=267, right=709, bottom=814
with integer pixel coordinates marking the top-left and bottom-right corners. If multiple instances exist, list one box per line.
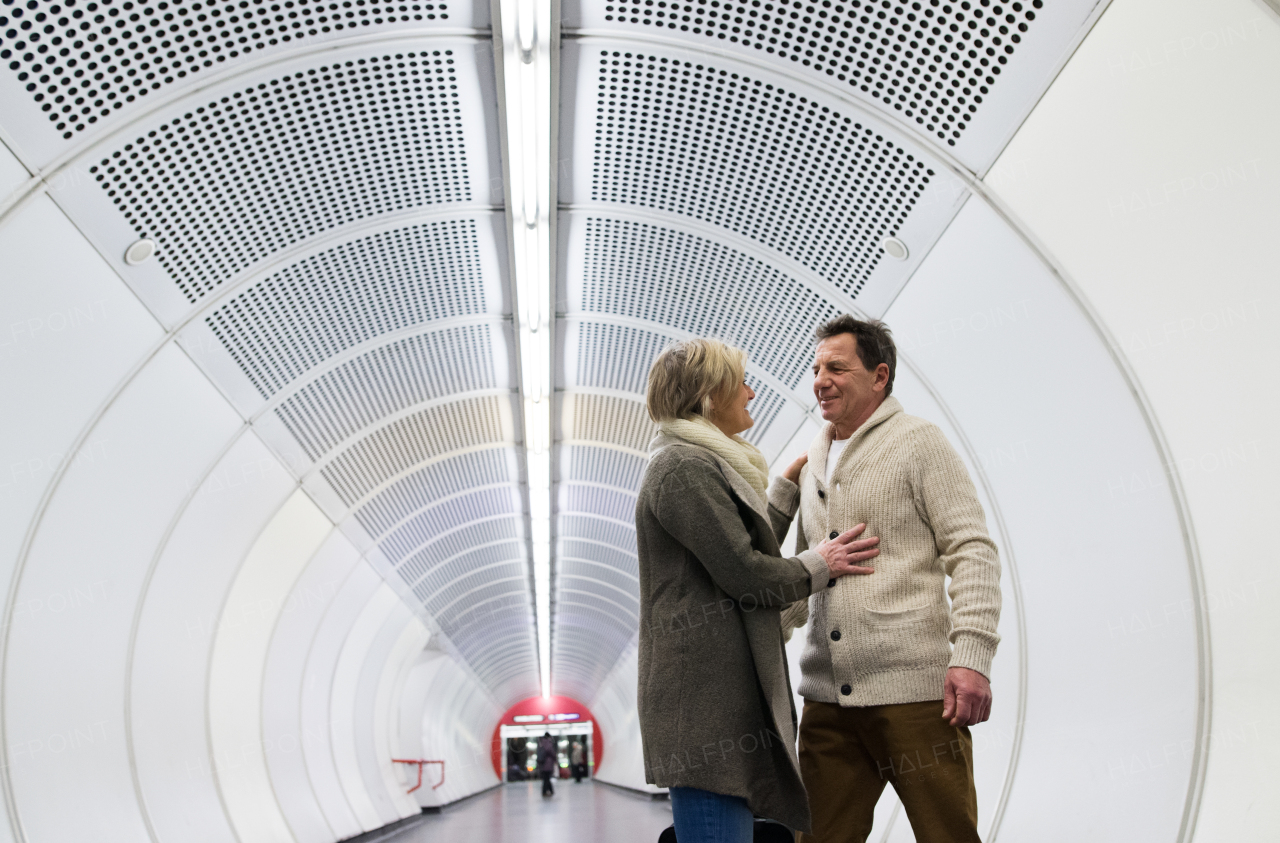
left=645, top=338, right=747, bottom=423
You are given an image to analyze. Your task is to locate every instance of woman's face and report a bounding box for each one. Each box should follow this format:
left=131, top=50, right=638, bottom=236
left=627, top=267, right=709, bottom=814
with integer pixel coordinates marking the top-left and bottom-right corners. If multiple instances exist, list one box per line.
left=709, top=378, right=756, bottom=436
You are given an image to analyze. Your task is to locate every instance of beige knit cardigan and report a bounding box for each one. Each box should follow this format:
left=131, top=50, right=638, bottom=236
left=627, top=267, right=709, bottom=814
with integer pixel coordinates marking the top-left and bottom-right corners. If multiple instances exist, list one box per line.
left=786, top=396, right=1002, bottom=706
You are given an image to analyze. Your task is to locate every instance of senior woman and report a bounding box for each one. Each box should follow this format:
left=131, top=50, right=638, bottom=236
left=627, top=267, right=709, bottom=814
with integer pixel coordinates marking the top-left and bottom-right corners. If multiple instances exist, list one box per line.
left=636, top=338, right=879, bottom=842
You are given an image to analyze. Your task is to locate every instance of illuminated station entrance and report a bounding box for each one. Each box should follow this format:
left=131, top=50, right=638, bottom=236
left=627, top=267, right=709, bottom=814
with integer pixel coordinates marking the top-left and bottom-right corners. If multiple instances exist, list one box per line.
left=492, top=696, right=601, bottom=783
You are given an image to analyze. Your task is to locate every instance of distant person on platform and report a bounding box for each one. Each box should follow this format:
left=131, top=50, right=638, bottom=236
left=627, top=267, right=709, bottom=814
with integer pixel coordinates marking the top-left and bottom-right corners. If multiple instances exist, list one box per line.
left=780, top=316, right=1002, bottom=843
left=570, top=740, right=587, bottom=782
left=635, top=338, right=882, bottom=843
left=536, top=732, right=557, bottom=797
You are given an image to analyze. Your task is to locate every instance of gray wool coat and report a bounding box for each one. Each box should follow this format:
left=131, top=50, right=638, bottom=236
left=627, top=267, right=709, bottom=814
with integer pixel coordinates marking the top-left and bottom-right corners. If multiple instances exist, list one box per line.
left=635, top=432, right=829, bottom=833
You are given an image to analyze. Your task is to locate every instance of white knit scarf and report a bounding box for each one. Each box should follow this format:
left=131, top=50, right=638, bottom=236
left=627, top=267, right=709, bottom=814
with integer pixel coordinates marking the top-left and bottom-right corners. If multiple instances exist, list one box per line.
left=658, top=415, right=770, bottom=503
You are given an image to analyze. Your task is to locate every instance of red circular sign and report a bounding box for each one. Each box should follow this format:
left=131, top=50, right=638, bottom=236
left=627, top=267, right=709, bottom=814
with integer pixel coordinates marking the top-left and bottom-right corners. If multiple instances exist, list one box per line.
left=490, top=695, right=602, bottom=779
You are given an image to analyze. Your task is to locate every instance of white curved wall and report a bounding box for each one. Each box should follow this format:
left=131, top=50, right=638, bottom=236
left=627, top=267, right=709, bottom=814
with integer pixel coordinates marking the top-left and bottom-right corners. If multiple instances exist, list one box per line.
left=132, top=432, right=295, bottom=843
left=0, top=141, right=521, bottom=843
left=210, top=489, right=333, bottom=843
left=987, top=0, right=1280, bottom=836
left=589, top=640, right=658, bottom=795
left=264, top=530, right=364, bottom=843
left=409, top=651, right=502, bottom=807
left=6, top=341, right=239, bottom=842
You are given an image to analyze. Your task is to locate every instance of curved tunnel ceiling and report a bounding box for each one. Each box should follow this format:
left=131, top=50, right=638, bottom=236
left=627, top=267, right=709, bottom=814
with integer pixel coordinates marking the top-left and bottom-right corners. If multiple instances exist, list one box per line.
left=2, top=0, right=1268, bottom=840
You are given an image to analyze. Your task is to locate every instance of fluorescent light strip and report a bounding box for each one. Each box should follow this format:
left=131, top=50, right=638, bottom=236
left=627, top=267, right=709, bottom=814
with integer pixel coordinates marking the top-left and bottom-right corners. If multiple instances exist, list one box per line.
left=498, top=0, right=554, bottom=698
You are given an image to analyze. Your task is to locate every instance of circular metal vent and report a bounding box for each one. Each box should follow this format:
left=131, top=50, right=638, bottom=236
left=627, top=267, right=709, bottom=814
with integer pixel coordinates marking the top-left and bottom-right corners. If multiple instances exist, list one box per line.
left=600, top=0, right=1043, bottom=145
left=90, top=50, right=470, bottom=302
left=0, top=0, right=449, bottom=138
left=592, top=50, right=934, bottom=298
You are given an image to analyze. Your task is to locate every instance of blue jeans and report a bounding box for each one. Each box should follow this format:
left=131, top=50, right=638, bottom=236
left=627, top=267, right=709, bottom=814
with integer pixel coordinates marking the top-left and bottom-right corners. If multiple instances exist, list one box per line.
left=669, top=786, right=753, bottom=843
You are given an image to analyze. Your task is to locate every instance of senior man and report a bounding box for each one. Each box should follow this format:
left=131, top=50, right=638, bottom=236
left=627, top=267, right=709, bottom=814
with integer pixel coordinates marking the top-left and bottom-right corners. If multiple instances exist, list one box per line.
left=783, top=315, right=1002, bottom=843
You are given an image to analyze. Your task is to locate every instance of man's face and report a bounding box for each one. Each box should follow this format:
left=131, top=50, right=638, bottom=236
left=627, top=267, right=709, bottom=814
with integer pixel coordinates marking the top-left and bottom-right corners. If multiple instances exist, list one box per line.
left=812, top=333, right=887, bottom=434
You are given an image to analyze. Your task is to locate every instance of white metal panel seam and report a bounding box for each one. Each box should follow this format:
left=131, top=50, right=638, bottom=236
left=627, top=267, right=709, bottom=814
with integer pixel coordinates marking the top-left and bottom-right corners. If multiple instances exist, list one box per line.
left=0, top=335, right=167, bottom=843
left=339, top=444, right=521, bottom=518
left=561, top=204, right=931, bottom=330
left=328, top=582, right=401, bottom=830
left=961, top=182, right=1210, bottom=843
left=301, top=389, right=518, bottom=480
left=200, top=490, right=313, bottom=843
left=558, top=14, right=1116, bottom=181
left=124, top=423, right=252, bottom=843
left=377, top=619, right=431, bottom=813
left=365, top=483, right=521, bottom=547
left=246, top=316, right=511, bottom=422
left=366, top=613, right=428, bottom=819
left=296, top=553, right=379, bottom=837
left=0, top=32, right=494, bottom=206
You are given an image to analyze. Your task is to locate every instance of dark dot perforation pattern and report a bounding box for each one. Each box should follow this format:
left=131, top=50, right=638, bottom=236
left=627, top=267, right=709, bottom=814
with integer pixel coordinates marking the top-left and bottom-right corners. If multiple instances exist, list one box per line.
left=379, top=485, right=518, bottom=566
left=559, top=556, right=638, bottom=596
left=574, top=322, right=786, bottom=446
left=274, top=323, right=498, bottom=460
left=394, top=512, right=520, bottom=585
left=741, top=372, right=785, bottom=446
left=564, top=443, right=646, bottom=494
left=555, top=615, right=634, bottom=668
left=573, top=321, right=674, bottom=396
left=582, top=217, right=837, bottom=390
left=419, top=541, right=523, bottom=608
left=601, top=0, right=1044, bottom=146
left=594, top=51, right=933, bottom=296
left=321, top=394, right=507, bottom=504
left=560, top=514, right=636, bottom=555
left=563, top=544, right=637, bottom=583
left=354, top=447, right=513, bottom=537
left=566, top=392, right=657, bottom=453
left=432, top=586, right=536, bottom=683
left=561, top=538, right=637, bottom=577
left=432, top=575, right=528, bottom=639
left=0, top=0, right=448, bottom=138
left=206, top=219, right=485, bottom=398
left=93, top=50, right=468, bottom=301
left=554, top=603, right=634, bottom=651
left=562, top=484, right=636, bottom=523
left=553, top=615, right=633, bottom=699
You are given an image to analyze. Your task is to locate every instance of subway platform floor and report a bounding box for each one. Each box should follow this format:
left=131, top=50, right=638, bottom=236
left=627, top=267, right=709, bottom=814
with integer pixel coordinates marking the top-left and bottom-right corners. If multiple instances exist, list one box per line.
left=389, top=780, right=674, bottom=843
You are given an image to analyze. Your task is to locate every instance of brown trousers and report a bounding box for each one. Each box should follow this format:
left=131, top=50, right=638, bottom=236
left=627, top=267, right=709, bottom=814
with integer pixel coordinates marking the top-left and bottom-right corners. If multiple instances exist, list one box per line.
left=796, top=700, right=981, bottom=843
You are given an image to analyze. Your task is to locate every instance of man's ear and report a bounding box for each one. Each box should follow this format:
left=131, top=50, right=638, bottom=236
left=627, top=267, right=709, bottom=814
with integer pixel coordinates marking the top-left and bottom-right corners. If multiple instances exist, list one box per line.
left=875, top=363, right=890, bottom=391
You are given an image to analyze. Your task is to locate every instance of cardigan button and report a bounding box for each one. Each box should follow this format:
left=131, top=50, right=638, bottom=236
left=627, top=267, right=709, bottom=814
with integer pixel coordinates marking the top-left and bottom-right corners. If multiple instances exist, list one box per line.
left=830, top=630, right=841, bottom=641
left=840, top=684, right=852, bottom=696
left=817, top=489, right=825, bottom=499
left=829, top=531, right=838, bottom=540
left=826, top=579, right=836, bottom=588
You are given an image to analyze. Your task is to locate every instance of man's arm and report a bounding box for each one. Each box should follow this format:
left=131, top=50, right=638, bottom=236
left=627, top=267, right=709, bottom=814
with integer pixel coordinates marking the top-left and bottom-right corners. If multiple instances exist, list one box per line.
left=909, top=424, right=1002, bottom=726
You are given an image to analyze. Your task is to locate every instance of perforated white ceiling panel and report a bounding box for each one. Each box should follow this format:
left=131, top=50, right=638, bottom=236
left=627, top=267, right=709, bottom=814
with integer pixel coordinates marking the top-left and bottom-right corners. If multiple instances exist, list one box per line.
left=0, top=11, right=542, bottom=705
left=48, top=38, right=500, bottom=326
left=562, top=0, right=1105, bottom=173
left=0, top=0, right=482, bottom=166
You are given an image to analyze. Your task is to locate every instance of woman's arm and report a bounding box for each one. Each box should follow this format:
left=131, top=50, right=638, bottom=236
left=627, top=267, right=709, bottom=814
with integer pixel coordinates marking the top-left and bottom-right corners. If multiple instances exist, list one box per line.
left=767, top=452, right=809, bottom=544
left=653, top=454, right=825, bottom=607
